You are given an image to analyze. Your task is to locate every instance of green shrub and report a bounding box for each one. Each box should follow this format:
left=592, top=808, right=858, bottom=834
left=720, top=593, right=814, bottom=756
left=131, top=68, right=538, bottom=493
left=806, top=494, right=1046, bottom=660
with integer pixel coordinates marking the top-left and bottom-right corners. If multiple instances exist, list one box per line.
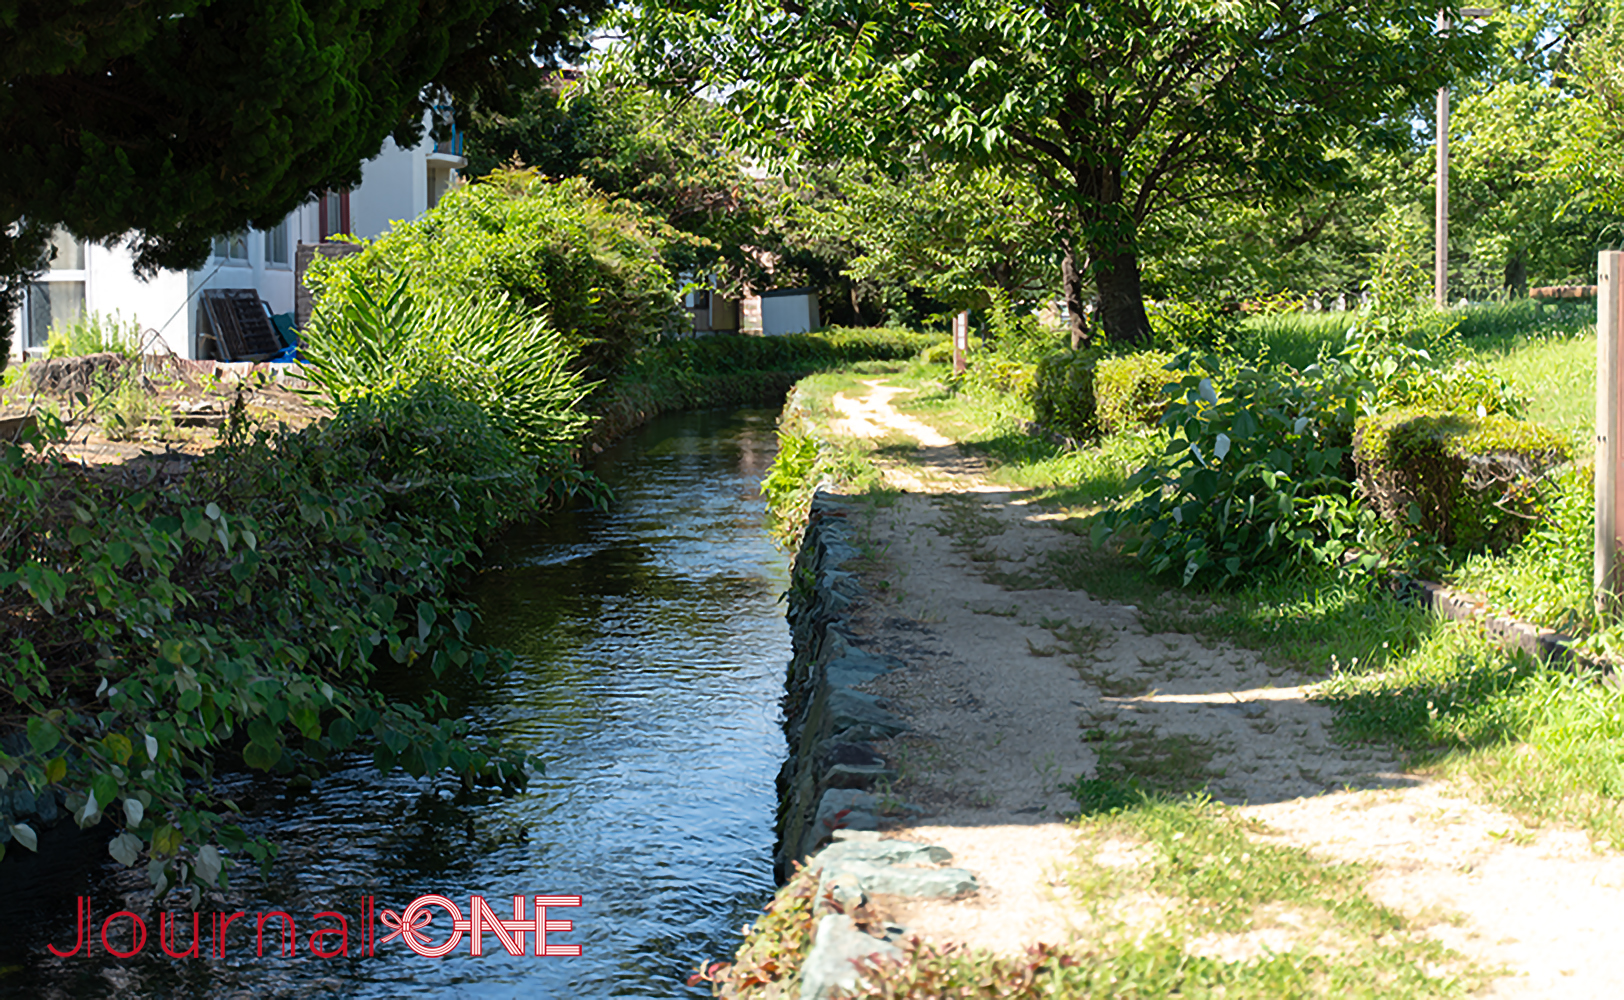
left=44, top=310, right=140, bottom=359
left=1093, top=355, right=1367, bottom=586
left=628, top=328, right=933, bottom=379
left=920, top=338, right=956, bottom=365
left=1146, top=299, right=1240, bottom=351
left=308, top=381, right=542, bottom=535
left=307, top=167, right=679, bottom=378
left=760, top=429, right=820, bottom=527
left=817, top=325, right=938, bottom=358
left=1354, top=408, right=1571, bottom=551
left=93, top=370, right=173, bottom=441
left=1030, top=349, right=1102, bottom=439
left=0, top=401, right=538, bottom=897
left=965, top=354, right=1035, bottom=396
left=300, top=274, right=592, bottom=462
left=985, top=291, right=1066, bottom=364
left=1375, top=357, right=1527, bottom=418
left=1095, top=351, right=1178, bottom=434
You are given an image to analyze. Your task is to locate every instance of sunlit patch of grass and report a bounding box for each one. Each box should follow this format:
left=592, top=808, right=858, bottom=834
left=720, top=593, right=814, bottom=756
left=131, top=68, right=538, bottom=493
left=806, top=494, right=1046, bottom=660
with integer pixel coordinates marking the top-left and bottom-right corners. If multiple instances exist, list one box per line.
left=1043, top=536, right=1436, bottom=675
left=1469, top=327, right=1595, bottom=448
left=1316, top=618, right=1624, bottom=848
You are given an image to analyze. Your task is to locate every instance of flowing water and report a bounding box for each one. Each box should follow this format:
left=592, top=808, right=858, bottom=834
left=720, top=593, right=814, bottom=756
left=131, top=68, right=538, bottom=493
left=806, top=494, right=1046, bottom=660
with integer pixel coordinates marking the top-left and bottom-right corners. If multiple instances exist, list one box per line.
left=7, top=408, right=790, bottom=999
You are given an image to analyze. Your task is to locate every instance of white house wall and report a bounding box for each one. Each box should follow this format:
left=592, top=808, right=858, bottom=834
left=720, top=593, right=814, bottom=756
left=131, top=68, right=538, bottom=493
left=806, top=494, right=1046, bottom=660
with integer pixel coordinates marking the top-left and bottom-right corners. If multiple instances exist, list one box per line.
left=78, top=243, right=191, bottom=356
left=349, top=137, right=423, bottom=246
left=11, top=124, right=443, bottom=362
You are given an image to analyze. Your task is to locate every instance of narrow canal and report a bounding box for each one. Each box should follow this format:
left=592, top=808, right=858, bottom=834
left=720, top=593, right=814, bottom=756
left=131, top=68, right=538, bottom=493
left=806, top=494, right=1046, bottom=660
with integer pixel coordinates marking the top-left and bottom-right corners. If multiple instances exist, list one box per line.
left=9, top=407, right=791, bottom=998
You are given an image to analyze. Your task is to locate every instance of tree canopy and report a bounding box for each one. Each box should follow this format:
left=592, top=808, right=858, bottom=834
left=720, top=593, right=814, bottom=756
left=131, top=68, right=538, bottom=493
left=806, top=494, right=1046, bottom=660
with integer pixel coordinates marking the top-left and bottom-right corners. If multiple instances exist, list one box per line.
left=610, top=0, right=1491, bottom=345
left=0, top=0, right=603, bottom=352
left=465, top=84, right=770, bottom=296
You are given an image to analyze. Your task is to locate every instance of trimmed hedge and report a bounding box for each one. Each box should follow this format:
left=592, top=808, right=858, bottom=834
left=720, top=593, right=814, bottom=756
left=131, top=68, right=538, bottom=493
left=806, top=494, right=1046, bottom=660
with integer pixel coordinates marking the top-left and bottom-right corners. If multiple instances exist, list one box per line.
left=1095, top=351, right=1178, bottom=435
left=1353, top=408, right=1571, bottom=551
left=1031, top=349, right=1102, bottom=439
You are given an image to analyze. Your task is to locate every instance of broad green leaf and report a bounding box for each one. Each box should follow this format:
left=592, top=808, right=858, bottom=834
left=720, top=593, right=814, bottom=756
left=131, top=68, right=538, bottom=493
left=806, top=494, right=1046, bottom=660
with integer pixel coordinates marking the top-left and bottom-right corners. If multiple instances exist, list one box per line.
left=26, top=718, right=61, bottom=755
left=109, top=831, right=142, bottom=866
left=242, top=741, right=281, bottom=771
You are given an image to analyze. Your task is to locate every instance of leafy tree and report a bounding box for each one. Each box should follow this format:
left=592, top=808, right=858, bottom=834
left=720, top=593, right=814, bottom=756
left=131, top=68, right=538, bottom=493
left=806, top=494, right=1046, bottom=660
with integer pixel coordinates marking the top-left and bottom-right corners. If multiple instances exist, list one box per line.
left=467, top=82, right=948, bottom=326
left=792, top=162, right=1058, bottom=314
left=609, top=0, right=1489, bottom=347
left=466, top=84, right=769, bottom=295
left=0, top=0, right=605, bottom=356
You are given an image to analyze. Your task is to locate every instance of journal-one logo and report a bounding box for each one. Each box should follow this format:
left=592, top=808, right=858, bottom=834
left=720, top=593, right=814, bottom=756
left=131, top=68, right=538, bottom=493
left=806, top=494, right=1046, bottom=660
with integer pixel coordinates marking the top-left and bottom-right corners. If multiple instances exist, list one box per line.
left=48, top=894, right=583, bottom=959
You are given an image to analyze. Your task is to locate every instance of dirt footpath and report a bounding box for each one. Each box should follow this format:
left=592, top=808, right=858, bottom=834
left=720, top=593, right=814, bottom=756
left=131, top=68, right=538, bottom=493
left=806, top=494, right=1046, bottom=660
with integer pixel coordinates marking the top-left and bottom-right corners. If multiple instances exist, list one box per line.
left=823, top=379, right=1624, bottom=998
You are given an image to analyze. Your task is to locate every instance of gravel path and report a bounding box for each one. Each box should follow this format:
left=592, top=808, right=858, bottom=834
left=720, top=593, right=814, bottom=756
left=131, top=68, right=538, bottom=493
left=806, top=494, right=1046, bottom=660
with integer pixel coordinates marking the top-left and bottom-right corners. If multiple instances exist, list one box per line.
left=822, top=378, right=1624, bottom=998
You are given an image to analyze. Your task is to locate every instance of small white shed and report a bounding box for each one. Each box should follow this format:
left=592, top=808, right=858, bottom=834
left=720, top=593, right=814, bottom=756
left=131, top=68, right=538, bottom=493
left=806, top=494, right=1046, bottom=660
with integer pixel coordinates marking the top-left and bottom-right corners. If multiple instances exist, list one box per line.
left=759, top=288, right=820, bottom=336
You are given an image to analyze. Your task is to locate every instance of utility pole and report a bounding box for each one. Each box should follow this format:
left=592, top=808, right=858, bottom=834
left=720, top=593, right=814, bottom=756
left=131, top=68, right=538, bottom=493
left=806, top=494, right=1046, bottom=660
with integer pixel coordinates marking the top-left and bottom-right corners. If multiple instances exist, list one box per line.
left=1436, top=10, right=1451, bottom=308
left=1436, top=8, right=1494, bottom=308
left=952, top=311, right=969, bottom=374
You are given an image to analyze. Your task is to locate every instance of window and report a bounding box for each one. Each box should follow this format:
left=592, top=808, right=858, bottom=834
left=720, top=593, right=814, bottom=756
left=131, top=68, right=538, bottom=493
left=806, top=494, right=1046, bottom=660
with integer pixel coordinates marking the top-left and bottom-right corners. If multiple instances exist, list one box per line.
left=265, top=218, right=290, bottom=267
left=211, top=231, right=249, bottom=263
left=24, top=228, right=87, bottom=350
left=318, top=190, right=350, bottom=239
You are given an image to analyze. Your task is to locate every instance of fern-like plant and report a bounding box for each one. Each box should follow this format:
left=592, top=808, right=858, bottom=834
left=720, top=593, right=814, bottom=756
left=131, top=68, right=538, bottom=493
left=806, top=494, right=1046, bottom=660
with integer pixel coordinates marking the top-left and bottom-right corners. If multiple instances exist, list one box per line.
left=299, top=274, right=594, bottom=459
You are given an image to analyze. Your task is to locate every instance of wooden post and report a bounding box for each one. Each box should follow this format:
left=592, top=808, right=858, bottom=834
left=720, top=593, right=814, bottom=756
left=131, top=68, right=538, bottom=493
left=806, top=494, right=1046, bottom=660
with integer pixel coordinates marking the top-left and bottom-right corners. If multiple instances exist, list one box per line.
left=952, top=311, right=969, bottom=374
left=1597, top=251, right=1624, bottom=617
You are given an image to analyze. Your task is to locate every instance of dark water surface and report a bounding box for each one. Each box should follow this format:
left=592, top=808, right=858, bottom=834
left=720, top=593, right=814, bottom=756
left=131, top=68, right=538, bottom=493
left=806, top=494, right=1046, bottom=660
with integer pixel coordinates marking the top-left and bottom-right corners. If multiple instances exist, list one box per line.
left=6, top=408, right=790, bottom=999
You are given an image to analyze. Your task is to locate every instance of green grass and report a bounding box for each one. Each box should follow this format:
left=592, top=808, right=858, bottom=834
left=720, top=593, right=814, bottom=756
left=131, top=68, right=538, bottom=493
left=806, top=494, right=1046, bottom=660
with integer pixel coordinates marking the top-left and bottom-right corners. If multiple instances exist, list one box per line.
left=891, top=373, right=1168, bottom=506
left=1467, top=328, right=1595, bottom=446
left=1234, top=310, right=1360, bottom=369
left=1316, top=618, right=1624, bottom=850
left=1446, top=463, right=1593, bottom=636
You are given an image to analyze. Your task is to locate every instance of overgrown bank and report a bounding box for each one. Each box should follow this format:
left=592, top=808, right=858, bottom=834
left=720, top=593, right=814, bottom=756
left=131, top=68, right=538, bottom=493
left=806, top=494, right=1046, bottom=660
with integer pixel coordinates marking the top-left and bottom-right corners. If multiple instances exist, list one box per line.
left=0, top=151, right=941, bottom=901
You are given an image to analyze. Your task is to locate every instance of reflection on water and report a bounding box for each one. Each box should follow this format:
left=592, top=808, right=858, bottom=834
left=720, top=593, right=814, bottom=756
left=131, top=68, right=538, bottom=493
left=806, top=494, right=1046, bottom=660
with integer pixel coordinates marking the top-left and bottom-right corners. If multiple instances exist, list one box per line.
left=6, top=408, right=790, bottom=999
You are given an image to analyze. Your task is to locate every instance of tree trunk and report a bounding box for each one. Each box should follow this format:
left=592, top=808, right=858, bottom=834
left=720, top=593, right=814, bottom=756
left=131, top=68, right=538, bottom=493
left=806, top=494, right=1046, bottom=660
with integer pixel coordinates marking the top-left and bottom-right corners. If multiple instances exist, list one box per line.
left=1504, top=251, right=1528, bottom=298
left=1059, top=233, right=1090, bottom=349
left=1093, top=245, right=1152, bottom=347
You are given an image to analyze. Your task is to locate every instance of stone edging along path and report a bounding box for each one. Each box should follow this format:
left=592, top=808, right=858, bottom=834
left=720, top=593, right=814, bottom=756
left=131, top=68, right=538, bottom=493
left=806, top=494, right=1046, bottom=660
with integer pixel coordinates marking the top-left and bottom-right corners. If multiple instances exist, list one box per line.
left=775, top=493, right=979, bottom=1000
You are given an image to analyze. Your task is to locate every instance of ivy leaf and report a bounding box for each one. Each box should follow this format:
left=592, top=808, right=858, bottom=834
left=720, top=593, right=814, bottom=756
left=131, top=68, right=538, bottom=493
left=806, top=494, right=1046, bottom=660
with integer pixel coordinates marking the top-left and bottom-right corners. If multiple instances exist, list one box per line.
left=91, top=773, right=119, bottom=810
left=242, top=740, right=282, bottom=771
left=123, top=796, right=144, bottom=826
left=102, top=733, right=133, bottom=765
left=152, top=824, right=183, bottom=856
left=26, top=718, right=61, bottom=756
left=290, top=703, right=320, bottom=740
left=109, top=831, right=142, bottom=866
left=327, top=716, right=357, bottom=749
left=76, top=790, right=102, bottom=829
left=194, top=845, right=223, bottom=886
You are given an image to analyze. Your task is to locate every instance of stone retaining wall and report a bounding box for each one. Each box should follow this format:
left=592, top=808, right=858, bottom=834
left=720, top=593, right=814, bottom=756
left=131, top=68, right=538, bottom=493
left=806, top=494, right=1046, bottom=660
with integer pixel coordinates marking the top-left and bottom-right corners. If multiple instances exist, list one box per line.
left=771, top=492, right=983, bottom=997
left=774, top=492, right=909, bottom=878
